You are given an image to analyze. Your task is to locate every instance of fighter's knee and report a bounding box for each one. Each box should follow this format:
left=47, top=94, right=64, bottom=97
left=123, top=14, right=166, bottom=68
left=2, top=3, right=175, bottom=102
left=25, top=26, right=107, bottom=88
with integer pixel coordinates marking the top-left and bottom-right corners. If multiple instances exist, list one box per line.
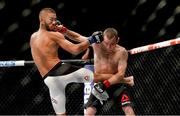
left=122, top=106, right=135, bottom=116
left=85, top=107, right=97, bottom=116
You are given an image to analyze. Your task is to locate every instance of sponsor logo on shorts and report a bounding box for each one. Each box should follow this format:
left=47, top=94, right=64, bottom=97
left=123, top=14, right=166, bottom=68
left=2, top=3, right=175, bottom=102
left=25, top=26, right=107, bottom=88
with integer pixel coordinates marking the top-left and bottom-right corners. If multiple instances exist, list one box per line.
left=121, top=94, right=130, bottom=102
left=84, top=75, right=90, bottom=81
left=51, top=97, right=58, bottom=104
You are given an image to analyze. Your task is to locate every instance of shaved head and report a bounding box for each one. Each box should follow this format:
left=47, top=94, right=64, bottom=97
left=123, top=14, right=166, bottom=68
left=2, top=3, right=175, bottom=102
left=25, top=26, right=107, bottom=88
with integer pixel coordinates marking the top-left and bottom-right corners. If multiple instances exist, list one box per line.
left=103, top=28, right=118, bottom=40
left=38, top=8, right=57, bottom=31
left=39, top=8, right=56, bottom=21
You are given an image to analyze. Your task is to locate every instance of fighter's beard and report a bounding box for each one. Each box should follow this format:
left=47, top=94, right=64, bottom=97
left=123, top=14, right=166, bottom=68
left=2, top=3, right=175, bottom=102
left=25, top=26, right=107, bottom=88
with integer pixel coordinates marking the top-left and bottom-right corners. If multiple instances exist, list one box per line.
left=45, top=24, right=51, bottom=31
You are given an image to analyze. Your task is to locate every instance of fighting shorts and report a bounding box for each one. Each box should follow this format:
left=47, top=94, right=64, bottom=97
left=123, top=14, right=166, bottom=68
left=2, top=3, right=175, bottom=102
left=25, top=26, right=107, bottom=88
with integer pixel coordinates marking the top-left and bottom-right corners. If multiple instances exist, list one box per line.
left=85, top=84, right=134, bottom=111
left=44, top=62, right=94, bottom=114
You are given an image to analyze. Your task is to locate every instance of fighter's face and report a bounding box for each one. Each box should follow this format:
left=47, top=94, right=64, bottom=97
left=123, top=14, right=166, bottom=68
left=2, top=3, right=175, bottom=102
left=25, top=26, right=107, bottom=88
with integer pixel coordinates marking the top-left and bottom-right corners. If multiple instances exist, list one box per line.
left=102, top=34, right=117, bottom=50
left=44, top=13, right=57, bottom=31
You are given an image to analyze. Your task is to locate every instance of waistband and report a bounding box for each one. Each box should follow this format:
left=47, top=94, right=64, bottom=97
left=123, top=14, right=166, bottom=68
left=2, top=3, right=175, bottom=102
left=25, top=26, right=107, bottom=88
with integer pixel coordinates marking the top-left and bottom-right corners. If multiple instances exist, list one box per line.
left=43, top=62, right=62, bottom=80
left=43, top=62, right=82, bottom=80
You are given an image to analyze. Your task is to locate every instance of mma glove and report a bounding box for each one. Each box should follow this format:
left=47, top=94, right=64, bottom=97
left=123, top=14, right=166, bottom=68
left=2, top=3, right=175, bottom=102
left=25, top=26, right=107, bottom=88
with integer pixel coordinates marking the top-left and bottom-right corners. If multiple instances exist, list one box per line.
left=88, top=31, right=103, bottom=44
left=91, top=82, right=109, bottom=101
left=55, top=20, right=68, bottom=34
left=55, top=20, right=103, bottom=44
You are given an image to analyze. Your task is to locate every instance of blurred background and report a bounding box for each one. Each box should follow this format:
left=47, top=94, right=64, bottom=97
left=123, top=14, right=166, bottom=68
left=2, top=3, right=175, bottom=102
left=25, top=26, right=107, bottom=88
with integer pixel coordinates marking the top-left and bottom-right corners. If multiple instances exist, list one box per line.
left=0, top=0, right=179, bottom=60
left=0, top=0, right=179, bottom=115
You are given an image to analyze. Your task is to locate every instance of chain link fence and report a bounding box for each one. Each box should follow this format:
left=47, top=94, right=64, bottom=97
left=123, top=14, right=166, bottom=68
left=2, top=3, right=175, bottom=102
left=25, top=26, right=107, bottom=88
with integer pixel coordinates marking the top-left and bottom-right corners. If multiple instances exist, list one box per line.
left=0, top=45, right=179, bottom=115
left=98, top=45, right=180, bottom=115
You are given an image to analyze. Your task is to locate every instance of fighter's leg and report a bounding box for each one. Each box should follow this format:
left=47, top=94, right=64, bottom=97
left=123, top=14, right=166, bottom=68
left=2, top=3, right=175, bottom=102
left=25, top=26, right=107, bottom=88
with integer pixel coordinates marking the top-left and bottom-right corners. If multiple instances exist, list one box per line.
left=43, top=63, right=95, bottom=115
left=85, top=106, right=97, bottom=116
left=122, top=106, right=135, bottom=116
left=58, top=68, right=94, bottom=84
left=119, top=89, right=135, bottom=116
left=84, top=93, right=103, bottom=116
left=44, top=76, right=67, bottom=115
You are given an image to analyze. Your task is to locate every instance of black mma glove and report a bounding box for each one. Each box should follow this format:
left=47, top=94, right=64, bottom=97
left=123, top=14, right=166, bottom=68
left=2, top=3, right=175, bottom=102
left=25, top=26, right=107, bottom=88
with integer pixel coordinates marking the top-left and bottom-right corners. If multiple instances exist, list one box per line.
left=88, top=31, right=103, bottom=44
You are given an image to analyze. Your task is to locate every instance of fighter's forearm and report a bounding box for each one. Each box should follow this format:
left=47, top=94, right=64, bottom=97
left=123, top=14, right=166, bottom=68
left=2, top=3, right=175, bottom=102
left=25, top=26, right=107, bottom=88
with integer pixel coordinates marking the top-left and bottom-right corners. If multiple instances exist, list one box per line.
left=94, top=72, right=133, bottom=87
left=108, top=72, right=125, bottom=85
left=65, top=29, right=87, bottom=42
left=94, top=73, right=114, bottom=82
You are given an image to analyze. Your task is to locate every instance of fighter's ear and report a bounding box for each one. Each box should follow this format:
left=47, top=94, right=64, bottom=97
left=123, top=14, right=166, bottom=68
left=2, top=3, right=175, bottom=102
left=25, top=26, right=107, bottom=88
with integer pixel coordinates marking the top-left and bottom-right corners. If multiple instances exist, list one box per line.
left=116, top=37, right=120, bottom=43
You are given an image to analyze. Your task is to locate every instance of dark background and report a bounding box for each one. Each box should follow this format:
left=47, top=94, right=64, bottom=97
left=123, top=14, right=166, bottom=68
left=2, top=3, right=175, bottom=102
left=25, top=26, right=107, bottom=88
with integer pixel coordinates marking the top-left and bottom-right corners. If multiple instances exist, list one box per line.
left=0, top=0, right=179, bottom=115
left=0, top=0, right=179, bottom=60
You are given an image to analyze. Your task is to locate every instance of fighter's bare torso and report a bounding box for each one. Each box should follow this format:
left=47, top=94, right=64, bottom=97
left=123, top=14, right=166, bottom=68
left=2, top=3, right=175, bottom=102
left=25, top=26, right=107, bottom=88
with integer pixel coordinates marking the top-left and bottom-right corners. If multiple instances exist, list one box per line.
left=30, top=30, right=60, bottom=77
left=93, top=44, right=126, bottom=74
